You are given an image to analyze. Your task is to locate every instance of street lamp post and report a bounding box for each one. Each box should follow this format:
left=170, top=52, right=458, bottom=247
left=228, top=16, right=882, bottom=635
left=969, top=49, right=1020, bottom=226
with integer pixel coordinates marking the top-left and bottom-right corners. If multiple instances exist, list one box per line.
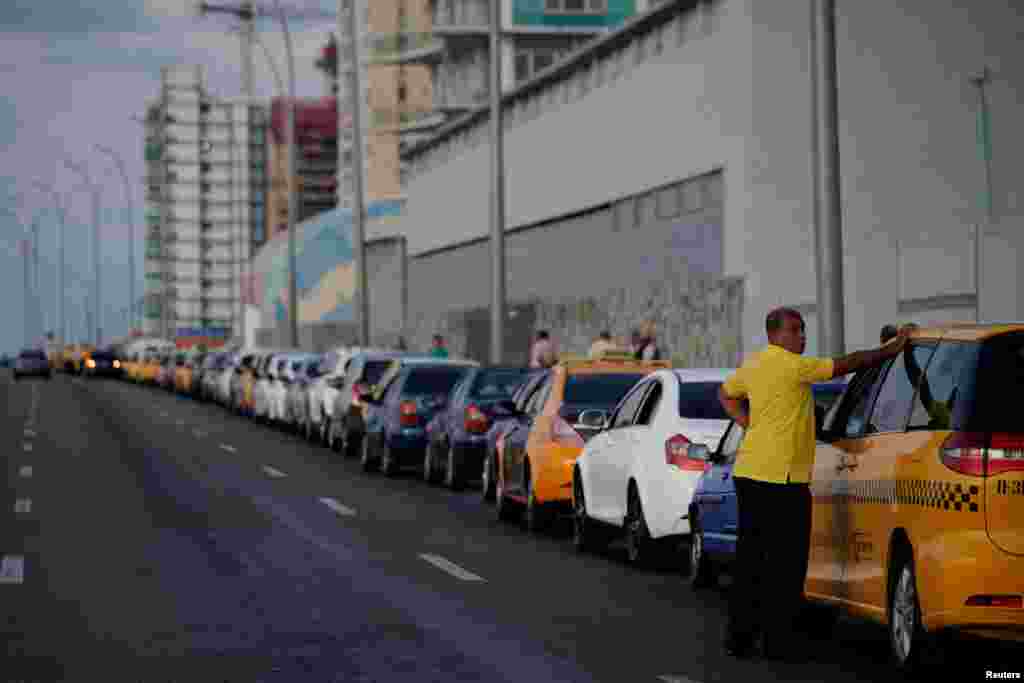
left=95, top=145, right=137, bottom=335
left=64, top=158, right=103, bottom=347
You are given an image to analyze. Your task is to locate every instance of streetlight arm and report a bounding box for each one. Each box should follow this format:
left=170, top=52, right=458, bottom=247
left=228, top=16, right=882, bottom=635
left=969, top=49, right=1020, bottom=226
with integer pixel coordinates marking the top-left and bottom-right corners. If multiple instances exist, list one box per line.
left=248, top=27, right=287, bottom=96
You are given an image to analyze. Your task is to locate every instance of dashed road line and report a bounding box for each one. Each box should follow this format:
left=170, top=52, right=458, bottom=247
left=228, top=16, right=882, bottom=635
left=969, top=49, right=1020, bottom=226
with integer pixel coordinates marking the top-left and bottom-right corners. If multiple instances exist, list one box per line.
left=0, top=556, right=25, bottom=584
left=18, top=466, right=32, bottom=479
left=658, top=677, right=701, bottom=683
left=193, top=429, right=207, bottom=439
left=418, top=554, right=486, bottom=582
left=23, top=429, right=35, bottom=438
left=175, top=419, right=185, bottom=427
left=262, top=465, right=288, bottom=479
left=160, top=411, right=169, bottom=418
left=22, top=443, right=32, bottom=452
left=14, top=499, right=31, bottom=514
left=219, top=444, right=237, bottom=454
left=318, top=497, right=356, bottom=517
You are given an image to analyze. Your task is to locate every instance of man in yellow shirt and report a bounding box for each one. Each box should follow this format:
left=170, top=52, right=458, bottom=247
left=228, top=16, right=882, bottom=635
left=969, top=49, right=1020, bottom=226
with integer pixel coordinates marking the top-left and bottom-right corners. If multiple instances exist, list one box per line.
left=717, top=307, right=908, bottom=659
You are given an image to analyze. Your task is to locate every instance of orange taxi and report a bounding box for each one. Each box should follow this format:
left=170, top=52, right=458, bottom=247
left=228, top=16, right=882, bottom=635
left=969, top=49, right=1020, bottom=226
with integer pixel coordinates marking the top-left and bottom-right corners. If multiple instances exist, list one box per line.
left=804, top=322, right=1024, bottom=669
left=495, top=352, right=670, bottom=531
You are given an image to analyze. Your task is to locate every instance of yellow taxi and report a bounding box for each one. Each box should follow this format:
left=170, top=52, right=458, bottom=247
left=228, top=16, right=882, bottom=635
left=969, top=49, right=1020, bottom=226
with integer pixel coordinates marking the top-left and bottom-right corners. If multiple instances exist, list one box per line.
left=141, top=351, right=164, bottom=385
left=174, top=350, right=199, bottom=394
left=495, top=352, right=670, bottom=531
left=803, top=322, right=1024, bottom=669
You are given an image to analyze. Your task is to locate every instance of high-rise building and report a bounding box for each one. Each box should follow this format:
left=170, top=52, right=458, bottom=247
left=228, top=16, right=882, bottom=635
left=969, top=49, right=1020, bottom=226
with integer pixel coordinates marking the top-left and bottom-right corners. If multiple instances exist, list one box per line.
left=143, top=65, right=268, bottom=345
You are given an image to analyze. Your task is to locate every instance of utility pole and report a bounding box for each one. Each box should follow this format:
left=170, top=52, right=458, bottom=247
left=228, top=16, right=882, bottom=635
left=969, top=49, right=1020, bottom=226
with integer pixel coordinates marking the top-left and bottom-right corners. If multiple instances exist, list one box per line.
left=96, top=145, right=136, bottom=334
left=970, top=67, right=993, bottom=324
left=810, top=0, right=845, bottom=356
left=34, top=182, right=66, bottom=347
left=488, top=0, right=507, bottom=364
left=340, top=0, right=370, bottom=346
left=22, top=236, right=30, bottom=349
left=31, top=216, right=41, bottom=344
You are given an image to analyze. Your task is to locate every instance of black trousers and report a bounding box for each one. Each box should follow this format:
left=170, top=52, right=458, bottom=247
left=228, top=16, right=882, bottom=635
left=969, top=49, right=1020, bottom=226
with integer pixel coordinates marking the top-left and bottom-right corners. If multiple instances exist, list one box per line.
left=726, top=476, right=812, bottom=646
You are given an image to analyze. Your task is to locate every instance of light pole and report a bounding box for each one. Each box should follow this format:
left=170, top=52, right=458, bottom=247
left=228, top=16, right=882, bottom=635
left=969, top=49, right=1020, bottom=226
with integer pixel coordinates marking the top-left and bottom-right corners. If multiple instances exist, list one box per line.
left=488, top=0, right=506, bottom=364
left=95, top=145, right=137, bottom=334
left=0, top=205, right=29, bottom=348
left=970, top=67, right=994, bottom=324
left=63, top=157, right=103, bottom=347
left=33, top=181, right=67, bottom=347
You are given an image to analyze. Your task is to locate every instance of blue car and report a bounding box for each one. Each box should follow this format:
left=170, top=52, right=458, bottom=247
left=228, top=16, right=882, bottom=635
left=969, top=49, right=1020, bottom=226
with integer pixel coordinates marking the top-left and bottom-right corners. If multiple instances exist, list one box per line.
left=360, top=358, right=479, bottom=477
left=423, top=366, right=535, bottom=491
left=688, top=379, right=848, bottom=588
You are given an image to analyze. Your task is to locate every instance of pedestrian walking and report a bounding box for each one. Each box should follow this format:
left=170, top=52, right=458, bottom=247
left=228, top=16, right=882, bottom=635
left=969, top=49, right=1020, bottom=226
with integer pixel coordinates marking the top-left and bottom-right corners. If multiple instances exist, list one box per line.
left=428, top=334, right=449, bottom=358
left=588, top=330, right=617, bottom=358
left=529, top=330, right=557, bottom=368
left=717, top=307, right=909, bottom=660
left=633, top=319, right=662, bottom=361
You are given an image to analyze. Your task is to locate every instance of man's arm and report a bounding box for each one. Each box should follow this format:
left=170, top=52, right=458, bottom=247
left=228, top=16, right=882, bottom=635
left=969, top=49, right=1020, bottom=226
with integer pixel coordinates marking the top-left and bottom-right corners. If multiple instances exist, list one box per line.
left=831, top=332, right=907, bottom=378
left=718, top=385, right=750, bottom=428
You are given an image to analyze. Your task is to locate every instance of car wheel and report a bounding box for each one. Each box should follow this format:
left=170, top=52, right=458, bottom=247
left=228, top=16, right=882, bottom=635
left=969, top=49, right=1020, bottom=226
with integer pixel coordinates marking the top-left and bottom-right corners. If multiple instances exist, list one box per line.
left=572, top=474, right=604, bottom=553
left=480, top=451, right=496, bottom=503
left=380, top=442, right=398, bottom=478
left=360, top=435, right=377, bottom=472
left=495, top=466, right=518, bottom=522
left=688, top=512, right=715, bottom=589
left=445, top=445, right=463, bottom=491
left=889, top=549, right=930, bottom=671
left=625, top=485, right=656, bottom=568
left=523, top=466, right=549, bottom=534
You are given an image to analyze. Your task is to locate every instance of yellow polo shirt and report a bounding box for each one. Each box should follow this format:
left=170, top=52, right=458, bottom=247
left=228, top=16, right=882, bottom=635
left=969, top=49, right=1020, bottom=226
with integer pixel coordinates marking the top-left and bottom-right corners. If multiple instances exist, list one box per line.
left=721, top=345, right=835, bottom=484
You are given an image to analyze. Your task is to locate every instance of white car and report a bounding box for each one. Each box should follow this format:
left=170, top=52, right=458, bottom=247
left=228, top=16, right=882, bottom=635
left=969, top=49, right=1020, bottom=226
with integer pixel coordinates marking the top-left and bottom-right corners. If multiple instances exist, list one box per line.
left=215, top=353, right=241, bottom=406
left=572, top=368, right=735, bottom=567
left=306, top=346, right=391, bottom=444
left=254, top=354, right=288, bottom=422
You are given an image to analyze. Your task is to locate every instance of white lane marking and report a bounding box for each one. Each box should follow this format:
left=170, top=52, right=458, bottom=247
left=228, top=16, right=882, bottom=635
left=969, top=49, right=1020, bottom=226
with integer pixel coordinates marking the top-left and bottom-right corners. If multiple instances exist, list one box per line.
left=23, top=429, right=36, bottom=438
left=175, top=419, right=184, bottom=427
left=18, top=466, right=32, bottom=479
left=219, top=444, right=237, bottom=454
left=262, top=465, right=288, bottom=479
left=0, top=555, right=25, bottom=584
left=22, top=443, right=33, bottom=452
left=318, top=497, right=356, bottom=517
left=14, top=499, right=32, bottom=514
left=193, top=429, right=207, bottom=439
left=658, top=677, right=701, bottom=683
left=160, top=411, right=169, bottom=418
left=418, top=554, right=486, bottom=583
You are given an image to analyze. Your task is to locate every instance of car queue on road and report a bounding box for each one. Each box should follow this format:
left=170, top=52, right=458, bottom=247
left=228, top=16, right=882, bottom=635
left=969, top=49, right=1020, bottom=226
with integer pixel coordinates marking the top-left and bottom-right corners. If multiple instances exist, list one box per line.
left=50, top=322, right=1024, bottom=677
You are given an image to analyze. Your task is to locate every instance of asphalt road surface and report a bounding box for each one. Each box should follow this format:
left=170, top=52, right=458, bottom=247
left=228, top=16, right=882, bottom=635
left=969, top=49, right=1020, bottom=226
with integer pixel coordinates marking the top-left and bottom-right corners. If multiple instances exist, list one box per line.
left=1, top=370, right=1019, bottom=682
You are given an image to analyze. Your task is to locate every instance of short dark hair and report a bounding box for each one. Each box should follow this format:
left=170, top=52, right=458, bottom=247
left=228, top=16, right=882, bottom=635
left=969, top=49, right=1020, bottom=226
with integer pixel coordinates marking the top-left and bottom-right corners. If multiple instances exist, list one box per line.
left=432, top=334, right=444, bottom=343
left=599, top=331, right=611, bottom=340
left=880, top=324, right=899, bottom=343
left=765, top=307, right=804, bottom=335
left=537, top=330, right=550, bottom=340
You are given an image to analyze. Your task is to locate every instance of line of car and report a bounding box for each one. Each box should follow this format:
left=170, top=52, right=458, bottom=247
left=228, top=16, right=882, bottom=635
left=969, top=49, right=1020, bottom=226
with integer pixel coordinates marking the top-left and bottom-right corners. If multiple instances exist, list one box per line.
left=90, top=323, right=1024, bottom=674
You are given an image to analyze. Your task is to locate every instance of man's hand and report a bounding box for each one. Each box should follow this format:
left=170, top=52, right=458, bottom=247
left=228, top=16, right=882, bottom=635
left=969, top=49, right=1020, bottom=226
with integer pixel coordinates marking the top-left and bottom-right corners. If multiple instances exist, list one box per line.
left=833, top=325, right=912, bottom=377
left=718, top=385, right=749, bottom=427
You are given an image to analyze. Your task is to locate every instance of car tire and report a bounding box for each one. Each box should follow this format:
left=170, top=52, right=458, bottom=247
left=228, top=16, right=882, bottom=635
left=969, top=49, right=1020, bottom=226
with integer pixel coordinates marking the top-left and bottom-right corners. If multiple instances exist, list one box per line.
left=380, top=442, right=398, bottom=478
left=445, top=445, right=463, bottom=491
left=523, top=467, right=549, bottom=534
left=423, top=441, right=440, bottom=484
left=625, top=485, right=657, bottom=568
left=688, top=512, right=715, bottom=589
left=495, top=468, right=517, bottom=523
left=480, top=451, right=496, bottom=503
left=360, top=435, right=377, bottom=472
left=572, top=474, right=605, bottom=554
left=888, top=548, right=930, bottom=672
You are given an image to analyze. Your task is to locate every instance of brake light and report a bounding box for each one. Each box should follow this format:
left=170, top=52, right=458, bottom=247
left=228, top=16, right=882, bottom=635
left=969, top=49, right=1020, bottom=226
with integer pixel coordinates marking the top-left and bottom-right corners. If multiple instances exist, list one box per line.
left=552, top=417, right=584, bottom=449
left=666, top=434, right=707, bottom=472
left=465, top=404, right=489, bottom=434
left=400, top=400, right=418, bottom=427
left=987, top=434, right=1024, bottom=476
left=965, top=595, right=1023, bottom=608
left=940, top=432, right=987, bottom=477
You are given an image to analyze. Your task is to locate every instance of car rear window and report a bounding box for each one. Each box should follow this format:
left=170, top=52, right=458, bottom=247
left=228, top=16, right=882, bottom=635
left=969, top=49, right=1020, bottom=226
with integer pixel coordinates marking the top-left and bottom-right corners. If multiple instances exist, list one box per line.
left=361, top=360, right=392, bottom=386
left=677, top=381, right=731, bottom=420
left=402, top=367, right=470, bottom=396
left=469, top=369, right=529, bottom=399
left=564, top=373, right=646, bottom=407
left=962, top=333, right=1024, bottom=433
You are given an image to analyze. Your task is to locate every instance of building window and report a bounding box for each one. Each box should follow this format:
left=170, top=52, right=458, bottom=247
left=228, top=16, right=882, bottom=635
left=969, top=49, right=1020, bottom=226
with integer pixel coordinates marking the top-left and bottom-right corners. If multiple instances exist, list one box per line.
left=514, top=47, right=557, bottom=84
left=545, top=0, right=606, bottom=13
left=398, top=84, right=407, bottom=102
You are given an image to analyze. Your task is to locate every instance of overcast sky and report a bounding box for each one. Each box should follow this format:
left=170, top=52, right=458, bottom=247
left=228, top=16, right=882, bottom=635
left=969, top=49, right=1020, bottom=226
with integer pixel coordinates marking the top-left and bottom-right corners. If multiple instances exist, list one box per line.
left=0, top=0, right=341, bottom=353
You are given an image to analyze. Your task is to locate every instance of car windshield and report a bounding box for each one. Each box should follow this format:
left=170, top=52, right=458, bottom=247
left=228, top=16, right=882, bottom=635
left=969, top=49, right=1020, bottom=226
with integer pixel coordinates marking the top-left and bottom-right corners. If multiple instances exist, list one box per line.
left=677, top=382, right=731, bottom=420
left=402, top=367, right=470, bottom=396
left=564, top=373, right=646, bottom=407
left=469, top=369, right=529, bottom=399
left=361, top=360, right=393, bottom=386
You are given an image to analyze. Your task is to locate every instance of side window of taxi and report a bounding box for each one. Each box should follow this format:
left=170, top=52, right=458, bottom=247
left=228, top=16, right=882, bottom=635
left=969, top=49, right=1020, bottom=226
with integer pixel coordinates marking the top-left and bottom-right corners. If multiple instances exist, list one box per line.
left=869, top=344, right=936, bottom=433
left=907, top=341, right=978, bottom=431
left=824, top=367, right=883, bottom=438
left=634, top=381, right=663, bottom=426
left=526, top=377, right=553, bottom=416
left=609, top=382, right=649, bottom=429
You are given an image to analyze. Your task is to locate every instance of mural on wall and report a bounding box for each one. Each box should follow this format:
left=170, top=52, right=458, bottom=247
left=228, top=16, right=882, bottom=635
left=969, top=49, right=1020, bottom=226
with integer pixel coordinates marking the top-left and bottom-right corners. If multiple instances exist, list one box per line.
left=248, top=199, right=405, bottom=326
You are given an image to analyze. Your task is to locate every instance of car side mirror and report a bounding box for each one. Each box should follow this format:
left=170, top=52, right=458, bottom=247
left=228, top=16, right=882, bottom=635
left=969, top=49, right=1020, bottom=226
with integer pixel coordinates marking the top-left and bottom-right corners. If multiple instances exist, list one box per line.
left=687, top=443, right=711, bottom=462
left=577, top=409, right=609, bottom=430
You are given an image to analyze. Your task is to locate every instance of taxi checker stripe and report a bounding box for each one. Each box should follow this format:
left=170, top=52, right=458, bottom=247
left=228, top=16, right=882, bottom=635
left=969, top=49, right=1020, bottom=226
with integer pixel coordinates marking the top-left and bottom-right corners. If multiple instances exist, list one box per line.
left=812, top=479, right=980, bottom=512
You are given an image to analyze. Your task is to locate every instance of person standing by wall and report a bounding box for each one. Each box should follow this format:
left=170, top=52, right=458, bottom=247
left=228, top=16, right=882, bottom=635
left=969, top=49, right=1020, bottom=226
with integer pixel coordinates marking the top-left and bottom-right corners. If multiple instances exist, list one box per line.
left=529, top=330, right=557, bottom=368
left=633, top=319, right=662, bottom=360
left=588, top=330, right=616, bottom=358
left=717, top=307, right=909, bottom=660
left=428, top=334, right=449, bottom=358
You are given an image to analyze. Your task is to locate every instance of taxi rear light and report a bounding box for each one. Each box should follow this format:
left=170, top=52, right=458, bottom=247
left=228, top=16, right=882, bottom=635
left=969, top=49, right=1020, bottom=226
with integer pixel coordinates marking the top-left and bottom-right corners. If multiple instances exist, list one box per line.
left=965, top=595, right=1022, bottom=608
left=940, top=432, right=987, bottom=477
left=400, top=400, right=418, bottom=427
left=465, top=404, right=489, bottom=434
left=987, top=434, right=1024, bottom=476
left=666, top=434, right=707, bottom=472
left=552, top=417, right=584, bottom=449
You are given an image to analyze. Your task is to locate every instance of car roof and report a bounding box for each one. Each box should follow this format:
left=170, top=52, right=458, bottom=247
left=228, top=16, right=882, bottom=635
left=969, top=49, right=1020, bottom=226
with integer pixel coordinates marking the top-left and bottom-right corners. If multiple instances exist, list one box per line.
left=669, top=368, right=735, bottom=382
left=397, top=357, right=479, bottom=368
left=907, top=322, right=1024, bottom=342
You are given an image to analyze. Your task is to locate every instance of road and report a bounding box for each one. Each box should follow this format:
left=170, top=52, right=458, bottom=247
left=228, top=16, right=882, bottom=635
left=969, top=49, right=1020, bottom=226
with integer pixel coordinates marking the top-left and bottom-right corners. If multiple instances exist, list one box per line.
left=0, top=371, right=1018, bottom=682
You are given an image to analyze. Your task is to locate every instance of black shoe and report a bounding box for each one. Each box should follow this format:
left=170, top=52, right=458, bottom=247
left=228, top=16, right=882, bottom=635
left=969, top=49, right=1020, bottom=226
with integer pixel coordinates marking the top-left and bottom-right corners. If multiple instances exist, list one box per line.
left=723, top=633, right=758, bottom=659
